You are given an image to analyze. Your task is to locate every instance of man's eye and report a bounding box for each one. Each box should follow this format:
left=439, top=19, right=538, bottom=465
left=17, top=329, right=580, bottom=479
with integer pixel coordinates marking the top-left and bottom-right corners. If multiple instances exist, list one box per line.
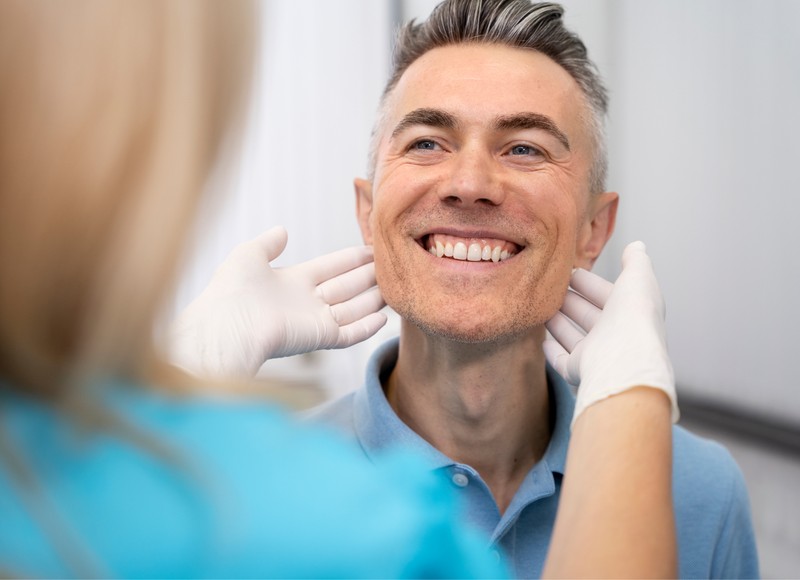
left=412, top=139, right=438, bottom=150
left=510, top=144, right=540, bottom=156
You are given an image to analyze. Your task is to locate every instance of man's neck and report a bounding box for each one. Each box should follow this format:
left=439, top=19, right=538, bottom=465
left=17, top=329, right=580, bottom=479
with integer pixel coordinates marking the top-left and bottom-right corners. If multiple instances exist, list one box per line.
left=385, top=323, right=552, bottom=515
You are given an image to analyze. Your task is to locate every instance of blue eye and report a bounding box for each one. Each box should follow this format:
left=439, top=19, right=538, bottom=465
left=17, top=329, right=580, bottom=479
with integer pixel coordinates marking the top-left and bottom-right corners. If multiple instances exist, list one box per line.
left=413, top=140, right=438, bottom=150
left=511, top=144, right=537, bottom=155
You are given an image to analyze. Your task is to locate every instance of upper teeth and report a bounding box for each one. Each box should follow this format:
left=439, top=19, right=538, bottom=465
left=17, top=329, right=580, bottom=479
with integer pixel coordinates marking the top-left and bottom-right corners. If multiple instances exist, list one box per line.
left=427, top=236, right=515, bottom=262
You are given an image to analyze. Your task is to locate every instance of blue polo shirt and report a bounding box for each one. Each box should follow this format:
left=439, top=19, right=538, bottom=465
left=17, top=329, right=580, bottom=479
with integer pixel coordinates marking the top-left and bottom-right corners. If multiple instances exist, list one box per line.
left=309, top=338, right=760, bottom=579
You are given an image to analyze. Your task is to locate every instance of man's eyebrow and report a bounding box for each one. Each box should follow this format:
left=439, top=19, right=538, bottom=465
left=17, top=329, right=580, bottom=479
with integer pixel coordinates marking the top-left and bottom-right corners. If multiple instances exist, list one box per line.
left=494, top=112, right=571, bottom=151
left=391, top=108, right=459, bottom=138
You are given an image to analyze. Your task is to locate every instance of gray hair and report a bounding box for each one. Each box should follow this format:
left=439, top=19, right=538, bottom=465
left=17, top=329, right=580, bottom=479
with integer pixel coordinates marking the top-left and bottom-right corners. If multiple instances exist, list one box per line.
left=368, top=0, right=608, bottom=194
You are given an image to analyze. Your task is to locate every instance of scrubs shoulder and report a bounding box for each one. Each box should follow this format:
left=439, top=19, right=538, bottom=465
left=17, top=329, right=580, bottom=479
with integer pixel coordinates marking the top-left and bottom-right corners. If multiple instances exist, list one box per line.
left=0, top=382, right=508, bottom=579
left=309, top=338, right=760, bottom=579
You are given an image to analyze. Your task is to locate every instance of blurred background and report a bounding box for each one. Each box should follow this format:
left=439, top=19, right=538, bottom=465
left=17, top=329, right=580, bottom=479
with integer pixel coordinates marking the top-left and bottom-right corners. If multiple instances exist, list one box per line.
left=172, top=1, right=800, bottom=575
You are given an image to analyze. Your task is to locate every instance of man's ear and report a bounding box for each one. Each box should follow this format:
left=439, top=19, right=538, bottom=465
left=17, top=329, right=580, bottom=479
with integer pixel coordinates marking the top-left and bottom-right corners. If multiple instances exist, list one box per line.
left=575, top=191, right=619, bottom=269
left=354, top=177, right=374, bottom=245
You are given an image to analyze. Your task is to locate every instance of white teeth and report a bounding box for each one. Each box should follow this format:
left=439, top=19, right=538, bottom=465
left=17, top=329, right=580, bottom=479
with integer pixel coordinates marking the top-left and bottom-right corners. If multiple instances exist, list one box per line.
left=427, top=238, right=516, bottom=262
left=467, top=243, right=482, bottom=261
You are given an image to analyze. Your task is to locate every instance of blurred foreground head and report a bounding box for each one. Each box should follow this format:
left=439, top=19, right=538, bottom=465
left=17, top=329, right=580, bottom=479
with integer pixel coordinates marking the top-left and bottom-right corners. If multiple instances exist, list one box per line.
left=0, top=0, right=255, bottom=397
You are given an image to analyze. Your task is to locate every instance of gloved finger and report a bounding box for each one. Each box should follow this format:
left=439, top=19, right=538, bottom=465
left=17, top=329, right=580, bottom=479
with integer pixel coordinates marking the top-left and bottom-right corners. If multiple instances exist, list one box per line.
left=569, top=268, right=613, bottom=309
left=329, top=286, right=385, bottom=326
left=545, top=311, right=585, bottom=353
left=621, top=240, right=649, bottom=269
left=316, top=262, right=376, bottom=305
left=333, top=311, right=389, bottom=349
left=248, top=225, right=289, bottom=263
left=542, top=338, right=571, bottom=381
left=560, top=288, right=603, bottom=333
left=295, top=245, right=375, bottom=285
left=619, top=241, right=666, bottom=316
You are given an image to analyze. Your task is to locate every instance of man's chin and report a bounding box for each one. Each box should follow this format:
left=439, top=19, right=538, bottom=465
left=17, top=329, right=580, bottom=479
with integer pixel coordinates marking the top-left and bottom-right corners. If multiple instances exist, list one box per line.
left=400, top=310, right=543, bottom=346
left=382, top=281, right=559, bottom=345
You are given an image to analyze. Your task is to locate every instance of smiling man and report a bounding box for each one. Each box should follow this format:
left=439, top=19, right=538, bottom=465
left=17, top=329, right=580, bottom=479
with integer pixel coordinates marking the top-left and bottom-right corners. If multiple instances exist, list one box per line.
left=350, top=41, right=617, bottom=515
left=309, top=1, right=758, bottom=577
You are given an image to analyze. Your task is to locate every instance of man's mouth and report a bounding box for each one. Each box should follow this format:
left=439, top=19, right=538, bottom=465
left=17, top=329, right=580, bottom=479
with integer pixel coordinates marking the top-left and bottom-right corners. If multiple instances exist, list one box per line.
left=419, top=233, right=520, bottom=263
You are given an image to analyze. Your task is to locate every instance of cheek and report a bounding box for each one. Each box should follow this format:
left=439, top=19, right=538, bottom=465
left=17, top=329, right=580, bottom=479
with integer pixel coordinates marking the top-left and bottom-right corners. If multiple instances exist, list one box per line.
left=550, top=184, right=586, bottom=251
left=370, top=207, right=395, bottom=262
left=528, top=195, right=582, bottom=313
left=549, top=257, right=574, bottom=300
left=540, top=241, right=574, bottom=300
left=372, top=244, right=411, bottom=316
left=370, top=222, right=403, bottom=294
left=542, top=273, right=572, bottom=321
left=531, top=190, right=581, bottom=255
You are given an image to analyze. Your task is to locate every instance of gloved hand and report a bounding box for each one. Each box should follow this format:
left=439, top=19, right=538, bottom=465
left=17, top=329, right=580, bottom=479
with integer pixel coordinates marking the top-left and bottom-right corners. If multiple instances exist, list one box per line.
left=168, top=226, right=387, bottom=378
left=543, top=241, right=679, bottom=427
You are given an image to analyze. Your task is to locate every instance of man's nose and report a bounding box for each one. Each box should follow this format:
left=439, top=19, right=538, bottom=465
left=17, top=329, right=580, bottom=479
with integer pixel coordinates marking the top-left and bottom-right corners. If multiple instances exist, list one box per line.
left=437, top=147, right=505, bottom=206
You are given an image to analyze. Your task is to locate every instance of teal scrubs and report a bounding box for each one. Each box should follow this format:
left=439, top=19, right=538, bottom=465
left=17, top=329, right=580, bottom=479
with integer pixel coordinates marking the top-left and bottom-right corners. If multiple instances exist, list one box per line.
left=0, top=383, right=508, bottom=578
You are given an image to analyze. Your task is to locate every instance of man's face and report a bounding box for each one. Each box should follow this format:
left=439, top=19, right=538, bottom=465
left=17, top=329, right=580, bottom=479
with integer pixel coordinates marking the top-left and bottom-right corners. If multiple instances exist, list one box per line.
left=356, top=44, right=617, bottom=343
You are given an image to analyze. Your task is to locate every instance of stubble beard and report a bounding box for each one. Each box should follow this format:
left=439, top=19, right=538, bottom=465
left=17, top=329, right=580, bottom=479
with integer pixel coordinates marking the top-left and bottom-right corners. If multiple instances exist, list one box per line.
left=374, top=209, right=571, bottom=346
left=378, top=260, right=563, bottom=346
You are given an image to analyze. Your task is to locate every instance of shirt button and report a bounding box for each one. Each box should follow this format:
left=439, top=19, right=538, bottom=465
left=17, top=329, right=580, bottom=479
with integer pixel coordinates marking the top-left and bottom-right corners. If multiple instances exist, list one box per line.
left=491, top=550, right=501, bottom=563
left=452, top=472, right=469, bottom=487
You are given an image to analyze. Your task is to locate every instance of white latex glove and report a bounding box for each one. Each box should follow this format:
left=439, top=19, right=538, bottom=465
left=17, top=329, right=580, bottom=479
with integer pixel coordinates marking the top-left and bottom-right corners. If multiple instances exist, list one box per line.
left=169, top=226, right=387, bottom=378
left=544, top=241, right=679, bottom=427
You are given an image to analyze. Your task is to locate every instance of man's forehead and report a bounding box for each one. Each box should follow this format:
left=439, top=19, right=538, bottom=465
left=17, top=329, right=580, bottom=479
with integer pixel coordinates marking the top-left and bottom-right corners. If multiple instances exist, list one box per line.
left=385, top=43, right=586, bottom=131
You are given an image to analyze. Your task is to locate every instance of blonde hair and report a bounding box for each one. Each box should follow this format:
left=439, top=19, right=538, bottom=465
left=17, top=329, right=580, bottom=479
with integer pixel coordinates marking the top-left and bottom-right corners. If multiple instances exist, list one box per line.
left=0, top=0, right=255, bottom=397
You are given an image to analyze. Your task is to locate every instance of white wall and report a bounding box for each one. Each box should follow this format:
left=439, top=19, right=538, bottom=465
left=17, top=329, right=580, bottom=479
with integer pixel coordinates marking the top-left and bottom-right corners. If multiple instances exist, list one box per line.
left=181, top=1, right=391, bottom=273
left=601, top=0, right=800, bottom=423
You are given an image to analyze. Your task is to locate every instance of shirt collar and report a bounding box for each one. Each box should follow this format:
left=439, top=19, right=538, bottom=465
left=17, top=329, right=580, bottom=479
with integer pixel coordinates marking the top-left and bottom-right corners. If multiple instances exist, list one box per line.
left=353, top=337, right=574, bottom=476
left=542, top=359, right=574, bottom=475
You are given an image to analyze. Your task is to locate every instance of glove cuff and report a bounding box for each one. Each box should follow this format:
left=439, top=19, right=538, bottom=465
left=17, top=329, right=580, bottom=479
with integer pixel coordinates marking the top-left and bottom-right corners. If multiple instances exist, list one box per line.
left=571, top=377, right=679, bottom=430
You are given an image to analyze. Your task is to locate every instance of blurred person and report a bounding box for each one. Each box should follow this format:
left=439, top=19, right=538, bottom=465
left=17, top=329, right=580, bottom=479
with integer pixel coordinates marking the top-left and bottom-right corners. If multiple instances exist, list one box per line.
left=0, top=1, right=504, bottom=577
left=175, top=1, right=759, bottom=577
